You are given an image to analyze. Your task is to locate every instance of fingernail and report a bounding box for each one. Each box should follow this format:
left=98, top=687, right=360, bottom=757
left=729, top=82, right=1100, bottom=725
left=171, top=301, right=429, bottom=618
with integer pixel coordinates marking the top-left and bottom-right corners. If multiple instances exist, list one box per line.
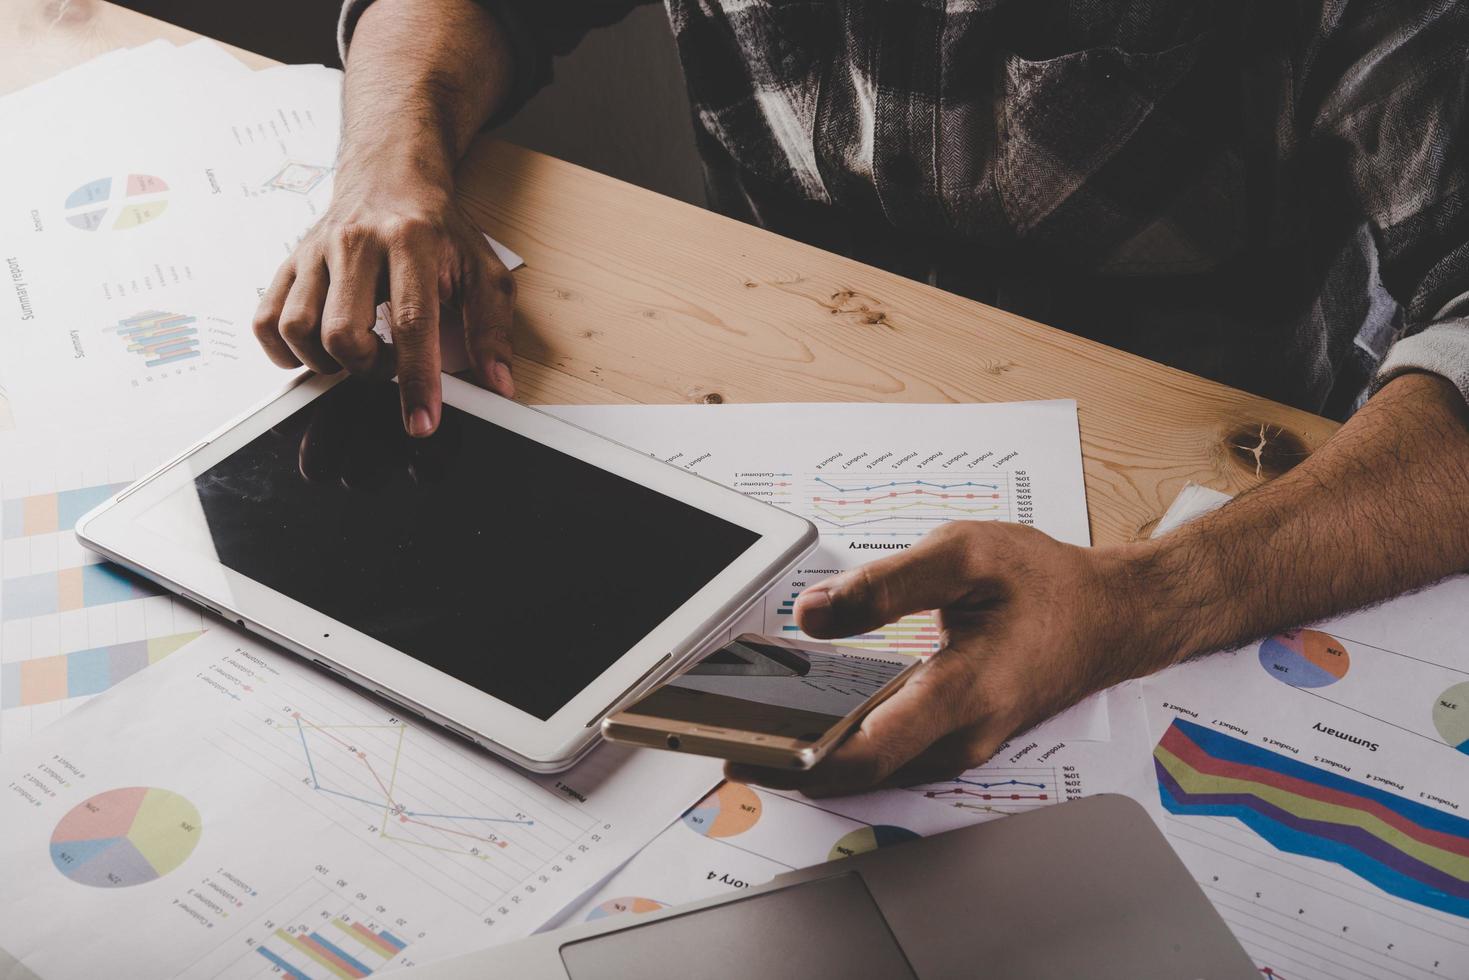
left=408, top=408, right=433, bottom=437
left=799, top=587, right=832, bottom=610
left=491, top=360, right=515, bottom=397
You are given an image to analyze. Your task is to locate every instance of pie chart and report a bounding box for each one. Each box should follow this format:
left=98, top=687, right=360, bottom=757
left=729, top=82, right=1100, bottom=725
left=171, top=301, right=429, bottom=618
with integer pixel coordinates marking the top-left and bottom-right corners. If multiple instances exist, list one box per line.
left=1433, top=682, right=1469, bottom=755
left=63, top=174, right=169, bottom=231
left=682, top=782, right=762, bottom=838
left=586, top=896, right=665, bottom=921
left=50, top=787, right=201, bottom=887
left=1258, top=630, right=1350, bottom=688
left=829, top=824, right=918, bottom=860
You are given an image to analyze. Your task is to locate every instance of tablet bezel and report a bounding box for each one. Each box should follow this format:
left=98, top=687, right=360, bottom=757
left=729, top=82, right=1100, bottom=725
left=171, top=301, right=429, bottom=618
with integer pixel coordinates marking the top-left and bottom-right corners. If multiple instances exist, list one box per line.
left=76, top=372, right=817, bottom=771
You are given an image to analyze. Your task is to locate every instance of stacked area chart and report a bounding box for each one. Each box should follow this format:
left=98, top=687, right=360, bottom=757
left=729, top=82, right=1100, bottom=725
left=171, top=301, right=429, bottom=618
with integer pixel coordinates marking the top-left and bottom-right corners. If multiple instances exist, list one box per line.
left=1155, top=718, right=1469, bottom=919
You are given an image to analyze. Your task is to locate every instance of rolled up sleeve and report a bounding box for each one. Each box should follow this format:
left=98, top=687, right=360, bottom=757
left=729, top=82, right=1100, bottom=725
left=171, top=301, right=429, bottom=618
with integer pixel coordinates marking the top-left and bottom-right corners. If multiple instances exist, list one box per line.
left=338, top=0, right=651, bottom=123
left=1373, top=318, right=1469, bottom=404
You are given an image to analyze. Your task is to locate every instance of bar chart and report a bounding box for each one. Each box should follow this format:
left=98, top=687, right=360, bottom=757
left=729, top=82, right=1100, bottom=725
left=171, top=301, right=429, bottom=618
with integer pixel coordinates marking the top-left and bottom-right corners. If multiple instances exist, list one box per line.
left=108, top=311, right=201, bottom=367
left=1, top=631, right=201, bottom=708
left=2, top=482, right=126, bottom=538
left=767, top=588, right=942, bottom=655
left=1, top=561, right=158, bottom=620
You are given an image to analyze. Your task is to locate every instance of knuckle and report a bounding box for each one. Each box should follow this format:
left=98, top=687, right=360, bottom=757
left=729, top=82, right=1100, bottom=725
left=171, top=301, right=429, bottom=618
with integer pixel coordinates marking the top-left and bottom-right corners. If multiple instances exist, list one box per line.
left=278, top=310, right=316, bottom=342
left=320, top=320, right=370, bottom=361
left=391, top=304, right=435, bottom=331
left=383, top=214, right=439, bottom=245
left=251, top=308, right=278, bottom=341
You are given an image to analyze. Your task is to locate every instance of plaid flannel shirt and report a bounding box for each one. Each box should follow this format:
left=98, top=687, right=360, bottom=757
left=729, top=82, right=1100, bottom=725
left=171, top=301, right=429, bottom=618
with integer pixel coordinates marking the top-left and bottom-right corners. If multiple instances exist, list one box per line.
left=342, top=0, right=1469, bottom=419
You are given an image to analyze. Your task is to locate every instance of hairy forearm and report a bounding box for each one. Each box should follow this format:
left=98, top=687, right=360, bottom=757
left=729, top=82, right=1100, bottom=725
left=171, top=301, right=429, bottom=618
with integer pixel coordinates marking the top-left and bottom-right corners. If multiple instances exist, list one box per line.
left=1134, top=372, right=1469, bottom=664
left=339, top=0, right=514, bottom=187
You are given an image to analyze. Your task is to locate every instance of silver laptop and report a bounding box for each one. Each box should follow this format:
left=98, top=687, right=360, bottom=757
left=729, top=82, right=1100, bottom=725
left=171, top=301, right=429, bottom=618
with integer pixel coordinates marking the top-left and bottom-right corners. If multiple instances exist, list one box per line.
left=399, top=794, right=1253, bottom=979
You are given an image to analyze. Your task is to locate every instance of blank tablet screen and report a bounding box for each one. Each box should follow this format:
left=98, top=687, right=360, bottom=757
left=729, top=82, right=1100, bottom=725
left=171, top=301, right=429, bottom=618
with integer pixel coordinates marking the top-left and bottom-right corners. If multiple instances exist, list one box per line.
left=138, top=377, right=760, bottom=720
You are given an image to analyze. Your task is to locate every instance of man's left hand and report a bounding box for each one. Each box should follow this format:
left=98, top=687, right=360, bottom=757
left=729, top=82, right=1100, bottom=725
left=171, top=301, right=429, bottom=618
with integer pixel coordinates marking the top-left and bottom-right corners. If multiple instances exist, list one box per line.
left=728, top=521, right=1167, bottom=796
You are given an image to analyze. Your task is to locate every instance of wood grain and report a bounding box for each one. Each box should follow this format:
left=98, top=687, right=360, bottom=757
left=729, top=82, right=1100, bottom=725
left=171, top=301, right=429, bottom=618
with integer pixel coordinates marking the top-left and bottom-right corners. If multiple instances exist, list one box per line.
left=2, top=0, right=1343, bottom=545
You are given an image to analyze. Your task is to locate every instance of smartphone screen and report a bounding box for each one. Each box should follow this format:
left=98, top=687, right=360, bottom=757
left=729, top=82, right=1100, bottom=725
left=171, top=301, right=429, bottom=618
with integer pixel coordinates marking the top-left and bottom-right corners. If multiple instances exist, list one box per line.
left=621, top=636, right=911, bottom=742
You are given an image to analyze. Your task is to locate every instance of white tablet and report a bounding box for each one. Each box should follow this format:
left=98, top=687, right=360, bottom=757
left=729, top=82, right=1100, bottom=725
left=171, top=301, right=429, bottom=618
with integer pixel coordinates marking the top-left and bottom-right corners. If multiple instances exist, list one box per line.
left=76, top=373, right=816, bottom=772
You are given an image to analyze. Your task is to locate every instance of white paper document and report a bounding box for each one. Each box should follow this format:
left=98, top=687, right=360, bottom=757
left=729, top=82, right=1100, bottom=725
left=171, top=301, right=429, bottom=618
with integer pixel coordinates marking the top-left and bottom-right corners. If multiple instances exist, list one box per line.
left=0, top=630, right=720, bottom=977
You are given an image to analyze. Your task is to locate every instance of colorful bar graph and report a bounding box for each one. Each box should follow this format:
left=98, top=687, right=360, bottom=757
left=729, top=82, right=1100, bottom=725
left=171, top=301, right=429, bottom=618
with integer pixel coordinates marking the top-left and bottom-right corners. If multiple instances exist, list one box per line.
left=257, top=917, right=408, bottom=979
left=0, top=632, right=201, bottom=708
left=275, top=929, right=368, bottom=979
left=255, top=947, right=311, bottom=980
left=1155, top=718, right=1469, bottom=919
left=777, top=594, right=941, bottom=653
left=2, top=563, right=159, bottom=620
left=2, top=483, right=127, bottom=538
left=109, top=311, right=200, bottom=366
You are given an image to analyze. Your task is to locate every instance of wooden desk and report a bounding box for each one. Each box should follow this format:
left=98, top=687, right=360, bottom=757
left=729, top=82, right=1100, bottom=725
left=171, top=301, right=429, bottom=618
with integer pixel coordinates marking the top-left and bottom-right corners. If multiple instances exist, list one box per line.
left=0, top=0, right=1342, bottom=545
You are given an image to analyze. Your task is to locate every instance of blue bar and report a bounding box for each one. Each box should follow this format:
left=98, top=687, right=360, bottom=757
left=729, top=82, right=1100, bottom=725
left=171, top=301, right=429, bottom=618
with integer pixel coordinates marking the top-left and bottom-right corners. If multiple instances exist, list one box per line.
left=81, top=563, right=156, bottom=605
left=147, top=349, right=201, bottom=367
left=57, top=485, right=127, bottom=530
left=255, top=946, right=312, bottom=980
left=1, top=502, right=20, bottom=538
left=3, top=572, right=59, bottom=618
left=377, top=930, right=408, bottom=951
left=308, top=932, right=373, bottom=976
left=66, top=647, right=111, bottom=697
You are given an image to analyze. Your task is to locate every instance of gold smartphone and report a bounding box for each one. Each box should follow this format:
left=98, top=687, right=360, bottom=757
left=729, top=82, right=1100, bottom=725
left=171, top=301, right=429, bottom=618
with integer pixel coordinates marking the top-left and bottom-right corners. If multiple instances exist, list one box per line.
left=601, top=633, right=921, bottom=770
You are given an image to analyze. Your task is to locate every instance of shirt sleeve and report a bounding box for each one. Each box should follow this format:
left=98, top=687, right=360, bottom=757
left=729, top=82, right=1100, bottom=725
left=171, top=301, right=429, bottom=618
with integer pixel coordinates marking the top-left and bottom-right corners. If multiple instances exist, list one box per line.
left=337, top=0, right=653, bottom=123
left=1307, top=3, right=1469, bottom=408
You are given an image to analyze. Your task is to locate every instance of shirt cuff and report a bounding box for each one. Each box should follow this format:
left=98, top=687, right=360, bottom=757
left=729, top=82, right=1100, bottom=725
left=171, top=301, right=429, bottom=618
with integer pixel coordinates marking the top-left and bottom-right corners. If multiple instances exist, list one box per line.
left=337, top=0, right=550, bottom=126
left=1372, top=318, right=1469, bottom=408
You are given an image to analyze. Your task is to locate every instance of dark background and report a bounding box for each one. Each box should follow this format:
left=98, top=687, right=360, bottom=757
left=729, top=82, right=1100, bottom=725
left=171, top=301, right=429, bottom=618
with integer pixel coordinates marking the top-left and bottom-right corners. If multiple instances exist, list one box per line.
left=117, top=1, right=706, bottom=205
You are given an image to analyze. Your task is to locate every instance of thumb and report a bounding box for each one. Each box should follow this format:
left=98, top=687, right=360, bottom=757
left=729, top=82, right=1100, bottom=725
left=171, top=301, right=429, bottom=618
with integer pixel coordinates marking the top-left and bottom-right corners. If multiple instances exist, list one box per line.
left=795, top=528, right=984, bottom=639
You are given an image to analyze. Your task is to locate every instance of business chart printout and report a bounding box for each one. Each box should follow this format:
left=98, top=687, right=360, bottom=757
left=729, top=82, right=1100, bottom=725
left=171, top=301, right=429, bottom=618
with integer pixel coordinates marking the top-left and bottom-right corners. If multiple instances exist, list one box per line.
left=0, top=630, right=722, bottom=978
left=1141, top=490, right=1469, bottom=980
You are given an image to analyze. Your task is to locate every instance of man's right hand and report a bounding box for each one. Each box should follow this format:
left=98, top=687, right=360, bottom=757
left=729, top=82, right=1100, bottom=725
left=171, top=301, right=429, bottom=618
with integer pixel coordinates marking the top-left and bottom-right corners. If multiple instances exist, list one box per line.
left=251, top=0, right=521, bottom=437
left=252, top=175, right=516, bottom=437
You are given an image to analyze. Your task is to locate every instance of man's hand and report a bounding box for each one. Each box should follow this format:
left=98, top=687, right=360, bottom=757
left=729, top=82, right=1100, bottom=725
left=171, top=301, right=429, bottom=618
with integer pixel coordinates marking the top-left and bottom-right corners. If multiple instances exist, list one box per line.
left=253, top=179, right=516, bottom=436
left=730, top=522, right=1162, bottom=796
left=251, top=0, right=519, bottom=437
left=733, top=374, right=1469, bottom=797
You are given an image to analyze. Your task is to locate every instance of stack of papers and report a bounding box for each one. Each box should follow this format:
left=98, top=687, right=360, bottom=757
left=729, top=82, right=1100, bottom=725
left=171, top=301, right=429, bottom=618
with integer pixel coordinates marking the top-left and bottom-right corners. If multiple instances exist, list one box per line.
left=4, top=41, right=1468, bottom=980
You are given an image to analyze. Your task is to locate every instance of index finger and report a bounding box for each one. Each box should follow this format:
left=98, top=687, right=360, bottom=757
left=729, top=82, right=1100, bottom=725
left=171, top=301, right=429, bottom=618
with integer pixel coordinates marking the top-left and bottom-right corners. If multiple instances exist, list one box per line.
left=387, top=236, right=443, bottom=437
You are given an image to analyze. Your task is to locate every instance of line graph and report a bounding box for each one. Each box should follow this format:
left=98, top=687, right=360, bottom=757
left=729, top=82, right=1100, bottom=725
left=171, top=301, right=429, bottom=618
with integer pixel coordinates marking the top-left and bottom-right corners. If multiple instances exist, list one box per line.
left=909, top=768, right=1062, bottom=815
left=801, top=472, right=1011, bottom=535
left=209, top=660, right=612, bottom=916
left=287, top=715, right=543, bottom=866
